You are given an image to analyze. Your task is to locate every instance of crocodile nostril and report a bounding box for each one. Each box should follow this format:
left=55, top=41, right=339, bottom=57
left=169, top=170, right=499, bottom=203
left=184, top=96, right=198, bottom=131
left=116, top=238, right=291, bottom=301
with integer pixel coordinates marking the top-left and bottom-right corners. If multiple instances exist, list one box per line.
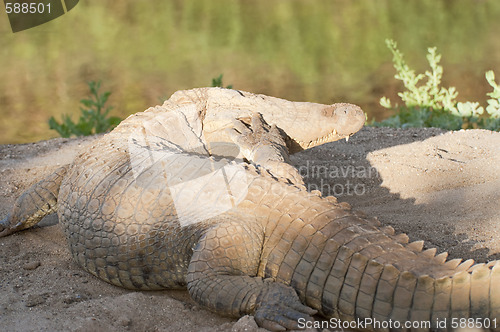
left=323, top=104, right=365, bottom=118
left=344, top=106, right=365, bottom=119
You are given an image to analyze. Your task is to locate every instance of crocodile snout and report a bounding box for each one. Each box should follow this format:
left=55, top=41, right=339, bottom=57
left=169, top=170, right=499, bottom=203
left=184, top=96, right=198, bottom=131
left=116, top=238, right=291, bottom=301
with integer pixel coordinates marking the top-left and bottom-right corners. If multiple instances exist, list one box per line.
left=331, top=103, right=365, bottom=136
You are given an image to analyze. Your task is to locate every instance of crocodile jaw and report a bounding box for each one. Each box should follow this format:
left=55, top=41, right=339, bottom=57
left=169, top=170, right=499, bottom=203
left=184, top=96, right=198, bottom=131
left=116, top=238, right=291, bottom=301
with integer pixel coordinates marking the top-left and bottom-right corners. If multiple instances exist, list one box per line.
left=295, top=128, right=342, bottom=149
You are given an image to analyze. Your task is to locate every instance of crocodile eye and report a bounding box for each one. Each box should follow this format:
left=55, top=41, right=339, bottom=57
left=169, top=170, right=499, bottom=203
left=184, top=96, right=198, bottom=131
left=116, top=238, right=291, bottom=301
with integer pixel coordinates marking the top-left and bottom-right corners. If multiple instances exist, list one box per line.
left=321, top=106, right=335, bottom=117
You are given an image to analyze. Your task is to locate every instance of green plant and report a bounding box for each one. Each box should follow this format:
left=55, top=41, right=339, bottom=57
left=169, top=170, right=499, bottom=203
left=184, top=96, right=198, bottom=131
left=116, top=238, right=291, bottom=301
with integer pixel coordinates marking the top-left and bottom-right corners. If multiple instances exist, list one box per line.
left=211, top=74, right=233, bottom=89
left=485, top=71, right=500, bottom=116
left=379, top=39, right=459, bottom=113
left=49, top=81, right=121, bottom=138
left=376, top=39, right=500, bottom=131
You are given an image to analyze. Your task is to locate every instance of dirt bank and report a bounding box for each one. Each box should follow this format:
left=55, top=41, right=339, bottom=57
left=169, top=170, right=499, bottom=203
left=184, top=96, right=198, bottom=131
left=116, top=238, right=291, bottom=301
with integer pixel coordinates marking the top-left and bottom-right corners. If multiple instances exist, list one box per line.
left=1, top=127, right=499, bottom=331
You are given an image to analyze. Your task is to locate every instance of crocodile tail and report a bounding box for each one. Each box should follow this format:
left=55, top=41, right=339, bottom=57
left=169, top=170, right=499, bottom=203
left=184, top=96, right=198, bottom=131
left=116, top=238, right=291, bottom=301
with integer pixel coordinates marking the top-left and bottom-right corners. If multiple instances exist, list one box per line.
left=330, top=255, right=500, bottom=330
left=0, top=165, right=68, bottom=237
left=297, top=212, right=500, bottom=330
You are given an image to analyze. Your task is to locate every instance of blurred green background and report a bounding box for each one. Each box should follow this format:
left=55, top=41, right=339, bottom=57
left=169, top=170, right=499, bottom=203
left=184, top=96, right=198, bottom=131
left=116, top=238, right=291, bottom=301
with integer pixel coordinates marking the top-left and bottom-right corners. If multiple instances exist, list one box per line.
left=1, top=0, right=500, bottom=143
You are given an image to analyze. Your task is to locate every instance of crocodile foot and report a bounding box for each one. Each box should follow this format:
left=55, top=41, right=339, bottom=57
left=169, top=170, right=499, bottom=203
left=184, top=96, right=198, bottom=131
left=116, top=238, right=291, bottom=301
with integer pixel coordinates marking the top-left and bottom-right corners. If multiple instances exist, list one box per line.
left=254, top=281, right=317, bottom=331
left=0, top=215, right=17, bottom=237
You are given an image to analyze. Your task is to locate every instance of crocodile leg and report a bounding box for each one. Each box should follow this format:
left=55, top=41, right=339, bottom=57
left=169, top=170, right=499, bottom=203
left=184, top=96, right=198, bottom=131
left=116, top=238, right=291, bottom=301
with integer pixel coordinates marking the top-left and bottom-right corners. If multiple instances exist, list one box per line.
left=186, top=218, right=316, bottom=331
left=226, top=112, right=304, bottom=185
left=0, top=166, right=68, bottom=237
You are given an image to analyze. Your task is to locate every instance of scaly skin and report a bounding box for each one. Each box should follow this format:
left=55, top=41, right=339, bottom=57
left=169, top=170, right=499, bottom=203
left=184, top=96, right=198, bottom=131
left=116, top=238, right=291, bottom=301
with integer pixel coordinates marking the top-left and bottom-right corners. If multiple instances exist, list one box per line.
left=2, top=87, right=499, bottom=331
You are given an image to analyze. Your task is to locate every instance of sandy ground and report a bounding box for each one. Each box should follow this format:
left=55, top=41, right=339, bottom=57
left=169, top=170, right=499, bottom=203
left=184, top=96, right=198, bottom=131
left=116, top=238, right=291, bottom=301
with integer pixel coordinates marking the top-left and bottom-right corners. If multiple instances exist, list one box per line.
left=1, top=126, right=499, bottom=331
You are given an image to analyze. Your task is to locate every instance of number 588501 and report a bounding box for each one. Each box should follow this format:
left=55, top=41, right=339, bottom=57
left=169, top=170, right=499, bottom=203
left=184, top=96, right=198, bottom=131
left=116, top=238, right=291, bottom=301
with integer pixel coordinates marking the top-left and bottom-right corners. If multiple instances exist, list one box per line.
left=5, top=2, right=51, bottom=14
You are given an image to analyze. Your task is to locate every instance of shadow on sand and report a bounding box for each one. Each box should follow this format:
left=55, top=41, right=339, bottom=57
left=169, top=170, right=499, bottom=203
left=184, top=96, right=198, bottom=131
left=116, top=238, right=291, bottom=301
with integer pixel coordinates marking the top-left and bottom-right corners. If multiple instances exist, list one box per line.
left=293, top=126, right=500, bottom=263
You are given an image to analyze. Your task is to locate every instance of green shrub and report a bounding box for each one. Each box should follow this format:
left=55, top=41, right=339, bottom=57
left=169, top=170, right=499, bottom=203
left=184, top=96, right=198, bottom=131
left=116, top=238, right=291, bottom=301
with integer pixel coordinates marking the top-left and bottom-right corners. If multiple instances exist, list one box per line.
left=158, top=74, right=234, bottom=103
left=211, top=74, right=233, bottom=89
left=49, top=81, right=121, bottom=138
left=374, top=39, right=500, bottom=130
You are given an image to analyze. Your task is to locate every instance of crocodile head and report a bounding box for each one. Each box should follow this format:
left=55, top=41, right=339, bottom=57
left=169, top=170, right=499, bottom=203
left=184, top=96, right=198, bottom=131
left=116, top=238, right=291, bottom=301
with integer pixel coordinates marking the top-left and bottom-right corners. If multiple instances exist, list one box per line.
left=227, top=90, right=366, bottom=154
left=169, top=88, right=366, bottom=155
left=268, top=101, right=366, bottom=153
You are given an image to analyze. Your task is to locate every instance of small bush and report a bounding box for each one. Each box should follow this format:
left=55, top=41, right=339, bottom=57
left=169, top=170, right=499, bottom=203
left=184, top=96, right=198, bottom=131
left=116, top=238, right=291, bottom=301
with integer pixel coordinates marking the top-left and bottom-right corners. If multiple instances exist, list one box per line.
left=158, top=74, right=234, bottom=103
left=49, top=81, right=121, bottom=138
left=374, top=39, right=500, bottom=130
left=211, top=74, right=233, bottom=89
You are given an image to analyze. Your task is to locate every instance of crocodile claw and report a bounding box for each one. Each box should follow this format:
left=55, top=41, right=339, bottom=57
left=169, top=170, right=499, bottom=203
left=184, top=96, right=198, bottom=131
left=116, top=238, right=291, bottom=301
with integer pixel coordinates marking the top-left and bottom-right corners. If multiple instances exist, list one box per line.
left=0, top=215, right=16, bottom=237
left=255, top=303, right=316, bottom=331
left=255, top=282, right=317, bottom=331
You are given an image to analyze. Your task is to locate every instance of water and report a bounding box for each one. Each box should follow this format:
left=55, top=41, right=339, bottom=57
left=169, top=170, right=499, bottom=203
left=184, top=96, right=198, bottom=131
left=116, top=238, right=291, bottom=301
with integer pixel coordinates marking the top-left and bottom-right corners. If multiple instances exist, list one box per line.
left=1, top=0, right=499, bottom=143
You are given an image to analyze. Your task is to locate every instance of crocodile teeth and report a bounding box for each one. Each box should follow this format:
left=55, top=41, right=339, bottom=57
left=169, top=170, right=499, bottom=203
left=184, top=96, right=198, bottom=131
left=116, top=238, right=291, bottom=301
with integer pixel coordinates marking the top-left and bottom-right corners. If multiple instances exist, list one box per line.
left=297, top=128, right=339, bottom=149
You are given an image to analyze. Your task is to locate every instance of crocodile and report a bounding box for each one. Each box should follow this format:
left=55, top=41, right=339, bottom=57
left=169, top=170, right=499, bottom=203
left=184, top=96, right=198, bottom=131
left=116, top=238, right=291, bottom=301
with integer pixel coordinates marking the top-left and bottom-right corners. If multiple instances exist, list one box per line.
left=1, top=87, right=499, bottom=331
